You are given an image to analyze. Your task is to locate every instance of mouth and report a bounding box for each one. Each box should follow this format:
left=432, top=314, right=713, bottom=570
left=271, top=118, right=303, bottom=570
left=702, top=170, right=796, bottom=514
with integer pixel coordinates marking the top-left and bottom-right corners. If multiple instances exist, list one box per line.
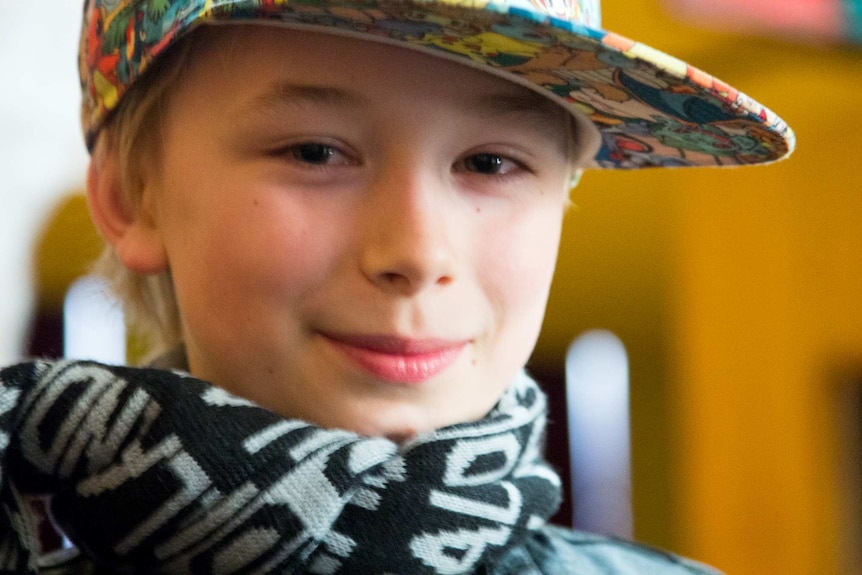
left=319, top=332, right=469, bottom=384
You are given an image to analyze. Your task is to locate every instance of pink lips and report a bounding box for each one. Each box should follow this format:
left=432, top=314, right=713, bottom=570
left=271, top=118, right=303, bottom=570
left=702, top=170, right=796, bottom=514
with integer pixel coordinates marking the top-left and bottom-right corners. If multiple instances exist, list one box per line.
left=321, top=333, right=468, bottom=384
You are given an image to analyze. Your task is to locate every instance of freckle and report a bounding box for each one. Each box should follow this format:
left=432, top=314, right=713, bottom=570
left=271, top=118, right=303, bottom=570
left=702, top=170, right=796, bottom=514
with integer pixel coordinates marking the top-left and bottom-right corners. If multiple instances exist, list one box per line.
left=475, top=207, right=481, bottom=214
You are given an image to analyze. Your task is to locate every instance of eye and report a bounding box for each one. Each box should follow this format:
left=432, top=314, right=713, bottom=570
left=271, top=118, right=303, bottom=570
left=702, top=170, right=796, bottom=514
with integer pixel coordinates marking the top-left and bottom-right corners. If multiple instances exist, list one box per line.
left=269, top=141, right=358, bottom=170
left=290, top=143, right=338, bottom=165
left=459, top=153, right=523, bottom=176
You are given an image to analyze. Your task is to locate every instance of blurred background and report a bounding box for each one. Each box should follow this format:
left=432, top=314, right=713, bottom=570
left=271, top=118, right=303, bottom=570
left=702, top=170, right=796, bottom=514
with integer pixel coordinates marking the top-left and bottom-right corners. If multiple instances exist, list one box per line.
left=1, top=1, right=860, bottom=574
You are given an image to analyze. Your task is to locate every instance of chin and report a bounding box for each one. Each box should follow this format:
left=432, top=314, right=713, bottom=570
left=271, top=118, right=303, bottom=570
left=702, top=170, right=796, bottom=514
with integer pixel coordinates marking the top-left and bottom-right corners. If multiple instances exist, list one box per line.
left=327, top=406, right=439, bottom=441
left=350, top=416, right=426, bottom=442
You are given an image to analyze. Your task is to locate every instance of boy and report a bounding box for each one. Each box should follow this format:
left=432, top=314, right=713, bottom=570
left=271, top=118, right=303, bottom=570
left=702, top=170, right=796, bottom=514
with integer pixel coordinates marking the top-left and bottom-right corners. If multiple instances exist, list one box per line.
left=0, top=0, right=793, bottom=573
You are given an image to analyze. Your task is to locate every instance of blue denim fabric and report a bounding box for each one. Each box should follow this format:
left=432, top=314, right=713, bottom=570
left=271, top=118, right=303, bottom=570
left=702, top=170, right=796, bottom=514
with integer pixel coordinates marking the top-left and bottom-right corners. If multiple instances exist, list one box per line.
left=486, top=525, right=724, bottom=575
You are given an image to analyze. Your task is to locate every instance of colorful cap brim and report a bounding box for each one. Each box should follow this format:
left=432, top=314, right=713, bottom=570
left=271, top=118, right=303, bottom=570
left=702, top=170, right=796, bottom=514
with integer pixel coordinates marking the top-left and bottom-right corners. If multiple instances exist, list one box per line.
left=80, top=0, right=795, bottom=169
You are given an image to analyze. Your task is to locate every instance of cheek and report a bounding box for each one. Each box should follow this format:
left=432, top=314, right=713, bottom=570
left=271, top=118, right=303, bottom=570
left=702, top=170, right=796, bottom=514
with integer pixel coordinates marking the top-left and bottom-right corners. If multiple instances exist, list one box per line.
left=480, top=206, right=564, bottom=325
left=164, top=193, right=343, bottom=330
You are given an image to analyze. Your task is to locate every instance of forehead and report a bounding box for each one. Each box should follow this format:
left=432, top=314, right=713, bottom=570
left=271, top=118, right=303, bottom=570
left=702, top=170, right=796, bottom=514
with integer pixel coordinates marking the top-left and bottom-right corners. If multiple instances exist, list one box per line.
left=169, top=25, right=575, bottom=133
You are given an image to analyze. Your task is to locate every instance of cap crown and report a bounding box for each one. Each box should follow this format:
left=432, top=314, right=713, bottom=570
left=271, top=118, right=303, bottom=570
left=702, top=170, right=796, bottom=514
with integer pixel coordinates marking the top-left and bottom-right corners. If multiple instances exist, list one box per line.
left=79, top=0, right=602, bottom=148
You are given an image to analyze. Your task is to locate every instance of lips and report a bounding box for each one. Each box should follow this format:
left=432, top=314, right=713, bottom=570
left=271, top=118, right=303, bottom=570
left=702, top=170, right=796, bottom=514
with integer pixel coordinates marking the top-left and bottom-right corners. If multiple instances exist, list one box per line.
left=320, top=333, right=469, bottom=384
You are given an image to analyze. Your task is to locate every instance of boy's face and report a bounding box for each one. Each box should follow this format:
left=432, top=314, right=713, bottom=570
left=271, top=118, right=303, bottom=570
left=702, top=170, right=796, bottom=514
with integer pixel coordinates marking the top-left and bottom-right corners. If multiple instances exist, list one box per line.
left=138, top=28, right=576, bottom=439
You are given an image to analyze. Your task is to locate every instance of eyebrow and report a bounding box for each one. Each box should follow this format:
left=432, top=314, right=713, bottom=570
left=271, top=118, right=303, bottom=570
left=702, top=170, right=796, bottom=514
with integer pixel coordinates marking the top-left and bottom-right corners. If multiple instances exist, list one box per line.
left=237, top=83, right=370, bottom=121
left=467, top=92, right=569, bottom=130
left=236, top=82, right=568, bottom=139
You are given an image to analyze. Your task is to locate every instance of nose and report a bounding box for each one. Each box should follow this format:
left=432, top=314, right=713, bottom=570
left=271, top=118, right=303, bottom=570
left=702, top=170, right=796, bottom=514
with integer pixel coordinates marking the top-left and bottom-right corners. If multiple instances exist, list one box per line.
left=358, top=164, right=457, bottom=296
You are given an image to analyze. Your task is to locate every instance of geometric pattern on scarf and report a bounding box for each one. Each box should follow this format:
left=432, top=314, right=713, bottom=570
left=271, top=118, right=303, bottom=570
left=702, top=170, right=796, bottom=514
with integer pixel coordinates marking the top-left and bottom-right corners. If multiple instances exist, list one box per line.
left=0, top=360, right=561, bottom=574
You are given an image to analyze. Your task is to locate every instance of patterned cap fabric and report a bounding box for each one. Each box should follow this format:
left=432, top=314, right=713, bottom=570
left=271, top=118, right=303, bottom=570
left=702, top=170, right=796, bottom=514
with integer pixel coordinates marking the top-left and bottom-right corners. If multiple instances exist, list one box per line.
left=79, top=0, right=795, bottom=169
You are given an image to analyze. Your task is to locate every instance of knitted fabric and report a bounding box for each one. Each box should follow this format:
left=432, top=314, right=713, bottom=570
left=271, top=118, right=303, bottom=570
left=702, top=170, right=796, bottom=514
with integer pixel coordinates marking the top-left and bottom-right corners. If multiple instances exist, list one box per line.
left=0, top=360, right=561, bottom=574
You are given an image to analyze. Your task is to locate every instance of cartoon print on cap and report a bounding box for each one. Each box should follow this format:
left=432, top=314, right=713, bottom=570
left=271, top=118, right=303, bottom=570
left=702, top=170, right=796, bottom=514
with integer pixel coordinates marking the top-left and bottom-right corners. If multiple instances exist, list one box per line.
left=79, top=0, right=794, bottom=168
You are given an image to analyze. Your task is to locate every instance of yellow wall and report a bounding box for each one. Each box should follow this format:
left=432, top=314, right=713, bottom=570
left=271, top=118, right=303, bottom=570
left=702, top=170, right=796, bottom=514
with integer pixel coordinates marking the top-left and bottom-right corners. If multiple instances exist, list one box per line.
left=670, top=43, right=862, bottom=575
left=33, top=194, right=103, bottom=311
left=538, top=2, right=862, bottom=574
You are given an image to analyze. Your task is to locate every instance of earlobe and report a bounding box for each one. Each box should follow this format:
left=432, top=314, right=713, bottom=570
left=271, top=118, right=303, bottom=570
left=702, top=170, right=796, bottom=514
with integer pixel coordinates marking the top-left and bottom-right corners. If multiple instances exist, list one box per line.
left=86, top=144, right=169, bottom=275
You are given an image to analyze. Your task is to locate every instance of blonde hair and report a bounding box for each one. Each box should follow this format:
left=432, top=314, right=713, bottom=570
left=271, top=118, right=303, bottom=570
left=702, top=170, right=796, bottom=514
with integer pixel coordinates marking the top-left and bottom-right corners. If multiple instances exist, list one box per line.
left=90, top=36, right=202, bottom=361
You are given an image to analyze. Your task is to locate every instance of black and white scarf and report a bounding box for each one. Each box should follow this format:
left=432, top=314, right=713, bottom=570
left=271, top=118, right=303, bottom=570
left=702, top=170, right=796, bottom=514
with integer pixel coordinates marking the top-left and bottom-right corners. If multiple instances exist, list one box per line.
left=0, top=360, right=561, bottom=574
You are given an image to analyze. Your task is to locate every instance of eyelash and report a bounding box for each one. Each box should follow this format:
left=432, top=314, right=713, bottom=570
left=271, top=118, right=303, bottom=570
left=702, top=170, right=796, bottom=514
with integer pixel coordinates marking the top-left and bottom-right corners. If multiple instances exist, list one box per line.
left=456, top=153, right=527, bottom=178
left=271, top=142, right=531, bottom=180
left=274, top=142, right=355, bottom=169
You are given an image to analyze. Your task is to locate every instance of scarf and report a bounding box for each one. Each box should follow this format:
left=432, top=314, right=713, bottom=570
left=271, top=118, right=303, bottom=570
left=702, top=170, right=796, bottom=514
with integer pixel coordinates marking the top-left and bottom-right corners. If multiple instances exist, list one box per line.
left=0, top=360, right=561, bottom=574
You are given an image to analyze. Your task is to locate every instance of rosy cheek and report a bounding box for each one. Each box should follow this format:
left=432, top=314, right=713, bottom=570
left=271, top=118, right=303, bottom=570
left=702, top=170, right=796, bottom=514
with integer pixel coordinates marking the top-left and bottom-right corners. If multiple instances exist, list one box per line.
left=479, top=211, right=563, bottom=314
left=224, top=229, right=319, bottom=296
left=233, top=199, right=352, bottom=299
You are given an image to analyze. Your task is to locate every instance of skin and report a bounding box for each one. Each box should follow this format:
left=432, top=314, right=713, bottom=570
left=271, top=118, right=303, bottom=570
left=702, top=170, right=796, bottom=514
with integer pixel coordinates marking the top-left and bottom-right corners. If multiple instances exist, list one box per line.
left=90, top=27, right=585, bottom=440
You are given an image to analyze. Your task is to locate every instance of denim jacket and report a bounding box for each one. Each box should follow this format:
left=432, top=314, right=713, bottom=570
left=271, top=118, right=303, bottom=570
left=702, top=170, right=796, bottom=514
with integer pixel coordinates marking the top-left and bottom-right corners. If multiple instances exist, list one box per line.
left=488, top=525, right=723, bottom=575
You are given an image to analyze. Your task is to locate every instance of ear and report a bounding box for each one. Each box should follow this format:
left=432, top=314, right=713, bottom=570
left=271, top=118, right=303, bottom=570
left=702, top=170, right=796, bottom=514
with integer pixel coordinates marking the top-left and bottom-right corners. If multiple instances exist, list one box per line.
left=86, top=144, right=168, bottom=274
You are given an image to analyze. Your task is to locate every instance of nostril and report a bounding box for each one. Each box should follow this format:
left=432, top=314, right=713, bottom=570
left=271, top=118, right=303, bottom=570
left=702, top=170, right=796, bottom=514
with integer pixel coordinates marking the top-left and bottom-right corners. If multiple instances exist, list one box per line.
left=380, top=272, right=410, bottom=291
left=375, top=269, right=453, bottom=293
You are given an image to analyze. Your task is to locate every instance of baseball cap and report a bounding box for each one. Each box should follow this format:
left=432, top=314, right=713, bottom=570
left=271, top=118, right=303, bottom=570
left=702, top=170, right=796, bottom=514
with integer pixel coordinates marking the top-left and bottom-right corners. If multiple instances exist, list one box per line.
left=79, top=0, right=795, bottom=169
